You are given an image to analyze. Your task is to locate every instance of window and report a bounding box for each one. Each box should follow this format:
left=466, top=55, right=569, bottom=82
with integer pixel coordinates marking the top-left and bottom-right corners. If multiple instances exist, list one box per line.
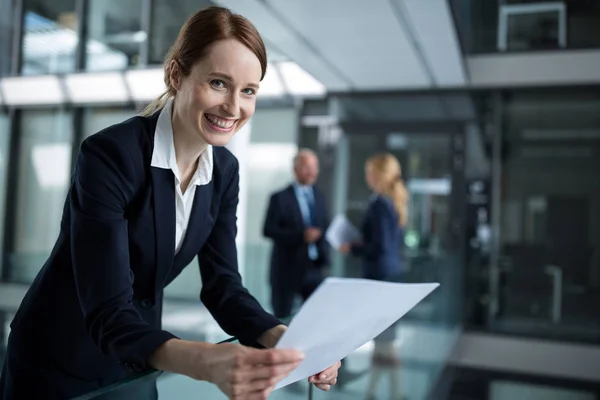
left=149, top=0, right=212, bottom=64
left=21, top=0, right=77, bottom=75
left=85, top=0, right=145, bottom=71
left=9, top=110, right=72, bottom=283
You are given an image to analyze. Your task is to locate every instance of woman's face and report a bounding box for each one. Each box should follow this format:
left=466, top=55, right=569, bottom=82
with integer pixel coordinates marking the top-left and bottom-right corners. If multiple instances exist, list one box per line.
left=170, top=38, right=262, bottom=147
left=365, top=165, right=379, bottom=192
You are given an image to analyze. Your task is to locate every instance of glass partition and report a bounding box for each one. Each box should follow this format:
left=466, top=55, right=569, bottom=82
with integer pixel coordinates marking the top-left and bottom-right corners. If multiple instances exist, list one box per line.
left=0, top=113, right=10, bottom=278
left=85, top=0, right=145, bottom=71
left=488, top=89, right=600, bottom=342
left=72, top=337, right=315, bottom=400
left=8, top=109, right=72, bottom=283
left=22, top=0, right=78, bottom=75
left=0, top=0, right=13, bottom=77
left=319, top=131, right=464, bottom=400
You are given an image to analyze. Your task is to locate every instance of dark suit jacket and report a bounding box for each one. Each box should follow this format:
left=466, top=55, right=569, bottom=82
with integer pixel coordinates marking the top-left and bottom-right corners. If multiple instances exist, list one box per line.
left=4, top=112, right=280, bottom=397
left=263, top=185, right=330, bottom=289
left=351, top=195, right=404, bottom=281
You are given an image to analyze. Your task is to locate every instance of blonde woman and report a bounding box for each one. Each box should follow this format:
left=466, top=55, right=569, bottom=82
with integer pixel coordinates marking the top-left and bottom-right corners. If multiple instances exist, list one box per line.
left=340, top=153, right=409, bottom=400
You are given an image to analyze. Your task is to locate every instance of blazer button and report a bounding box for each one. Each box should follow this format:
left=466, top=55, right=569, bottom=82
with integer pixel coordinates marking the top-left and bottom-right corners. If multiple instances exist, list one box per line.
left=140, top=299, right=153, bottom=309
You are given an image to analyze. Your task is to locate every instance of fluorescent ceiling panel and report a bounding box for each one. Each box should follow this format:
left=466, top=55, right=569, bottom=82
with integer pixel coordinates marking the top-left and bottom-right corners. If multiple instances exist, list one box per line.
left=258, top=63, right=285, bottom=97
left=266, top=0, right=430, bottom=90
left=402, top=0, right=467, bottom=86
left=1, top=75, right=65, bottom=106
left=65, top=72, right=129, bottom=104
left=278, top=62, right=326, bottom=96
left=125, top=68, right=166, bottom=102
left=214, top=0, right=350, bottom=91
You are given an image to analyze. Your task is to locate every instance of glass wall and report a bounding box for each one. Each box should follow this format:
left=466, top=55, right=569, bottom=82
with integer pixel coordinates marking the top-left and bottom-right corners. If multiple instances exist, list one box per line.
left=0, top=0, right=13, bottom=77
left=85, top=0, right=145, bottom=71
left=0, top=113, right=10, bottom=278
left=488, top=89, right=600, bottom=342
left=452, top=0, right=600, bottom=53
left=305, top=91, right=467, bottom=400
left=21, top=0, right=78, bottom=75
left=8, top=109, right=72, bottom=283
left=149, top=0, right=212, bottom=65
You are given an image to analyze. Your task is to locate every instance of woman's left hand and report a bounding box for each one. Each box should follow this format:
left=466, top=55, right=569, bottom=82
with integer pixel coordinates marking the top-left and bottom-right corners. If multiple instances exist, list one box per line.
left=339, top=243, right=351, bottom=254
left=258, top=326, right=342, bottom=391
left=308, top=360, right=342, bottom=391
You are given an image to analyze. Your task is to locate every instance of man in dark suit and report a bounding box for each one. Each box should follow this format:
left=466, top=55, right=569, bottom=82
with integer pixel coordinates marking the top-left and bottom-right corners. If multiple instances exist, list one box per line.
left=263, top=149, right=330, bottom=319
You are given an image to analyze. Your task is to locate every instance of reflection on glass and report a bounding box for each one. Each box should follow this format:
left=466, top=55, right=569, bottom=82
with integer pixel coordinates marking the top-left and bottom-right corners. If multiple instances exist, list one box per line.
left=22, top=0, right=77, bottom=75
left=9, top=110, right=72, bottom=283
left=335, top=132, right=461, bottom=400
left=85, top=0, right=144, bottom=72
left=149, top=0, right=213, bottom=64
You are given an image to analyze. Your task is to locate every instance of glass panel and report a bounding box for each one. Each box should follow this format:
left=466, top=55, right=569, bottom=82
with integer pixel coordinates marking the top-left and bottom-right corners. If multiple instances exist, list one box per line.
left=149, top=0, right=213, bottom=65
left=22, top=0, right=77, bottom=75
left=73, top=339, right=240, bottom=400
left=85, top=0, right=145, bottom=72
left=8, top=110, right=72, bottom=283
left=491, top=90, right=600, bottom=342
left=0, top=113, right=10, bottom=277
left=318, top=131, right=462, bottom=400
left=83, top=107, right=136, bottom=139
left=0, top=0, right=13, bottom=77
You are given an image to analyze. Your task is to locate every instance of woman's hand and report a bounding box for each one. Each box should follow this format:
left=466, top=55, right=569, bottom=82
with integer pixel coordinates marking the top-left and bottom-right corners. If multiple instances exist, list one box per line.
left=308, top=360, right=342, bottom=391
left=257, top=325, right=342, bottom=392
left=149, top=339, right=303, bottom=399
left=199, top=342, right=304, bottom=399
left=339, top=243, right=351, bottom=254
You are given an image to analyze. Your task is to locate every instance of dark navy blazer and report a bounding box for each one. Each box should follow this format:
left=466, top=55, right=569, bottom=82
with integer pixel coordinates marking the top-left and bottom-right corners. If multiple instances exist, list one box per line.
left=2, top=112, right=280, bottom=398
left=263, top=185, right=330, bottom=288
left=352, top=195, right=404, bottom=281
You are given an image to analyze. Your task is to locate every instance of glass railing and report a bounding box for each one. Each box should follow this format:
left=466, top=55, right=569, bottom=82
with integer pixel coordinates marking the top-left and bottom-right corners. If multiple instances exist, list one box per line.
left=451, top=0, right=600, bottom=54
left=72, top=336, right=315, bottom=400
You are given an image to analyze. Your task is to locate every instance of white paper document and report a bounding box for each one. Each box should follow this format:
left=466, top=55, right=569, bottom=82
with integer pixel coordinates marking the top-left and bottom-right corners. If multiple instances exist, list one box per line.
left=325, top=214, right=361, bottom=250
left=274, top=277, right=439, bottom=389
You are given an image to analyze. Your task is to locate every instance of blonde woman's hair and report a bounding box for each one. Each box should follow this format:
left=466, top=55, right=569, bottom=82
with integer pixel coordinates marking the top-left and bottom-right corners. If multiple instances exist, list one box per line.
left=366, top=153, right=409, bottom=227
left=140, top=6, right=268, bottom=116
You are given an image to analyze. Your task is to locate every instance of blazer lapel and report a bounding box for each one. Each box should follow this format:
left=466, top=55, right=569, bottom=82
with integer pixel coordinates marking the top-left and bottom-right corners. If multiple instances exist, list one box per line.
left=173, top=181, right=214, bottom=265
left=151, top=167, right=176, bottom=290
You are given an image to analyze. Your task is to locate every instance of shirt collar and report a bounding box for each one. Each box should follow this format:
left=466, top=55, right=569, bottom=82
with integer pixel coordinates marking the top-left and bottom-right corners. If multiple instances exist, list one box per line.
left=150, top=98, right=213, bottom=187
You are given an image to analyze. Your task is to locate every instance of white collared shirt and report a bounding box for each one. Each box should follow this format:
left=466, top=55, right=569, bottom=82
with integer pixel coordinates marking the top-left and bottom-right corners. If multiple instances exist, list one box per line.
left=150, top=99, right=213, bottom=254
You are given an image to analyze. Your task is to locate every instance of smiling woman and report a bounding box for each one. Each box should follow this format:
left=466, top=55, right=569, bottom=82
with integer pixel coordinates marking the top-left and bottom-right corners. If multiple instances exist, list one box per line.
left=0, top=6, right=340, bottom=400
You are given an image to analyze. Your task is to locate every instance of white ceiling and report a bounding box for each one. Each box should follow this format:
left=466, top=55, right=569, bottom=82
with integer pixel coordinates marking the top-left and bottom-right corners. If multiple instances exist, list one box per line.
left=214, top=0, right=467, bottom=92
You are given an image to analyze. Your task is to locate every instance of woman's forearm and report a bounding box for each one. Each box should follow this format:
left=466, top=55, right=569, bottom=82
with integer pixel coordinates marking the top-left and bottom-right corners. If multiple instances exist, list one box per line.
left=257, top=324, right=287, bottom=348
left=148, top=338, right=211, bottom=380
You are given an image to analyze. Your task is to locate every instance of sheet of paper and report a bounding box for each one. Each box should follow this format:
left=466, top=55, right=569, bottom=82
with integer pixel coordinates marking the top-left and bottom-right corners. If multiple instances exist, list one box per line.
left=325, top=214, right=361, bottom=249
left=274, top=277, right=439, bottom=390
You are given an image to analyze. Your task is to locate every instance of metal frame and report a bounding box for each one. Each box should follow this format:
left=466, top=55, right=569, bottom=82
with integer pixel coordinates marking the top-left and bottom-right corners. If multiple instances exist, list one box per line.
left=487, top=92, right=504, bottom=321
left=497, top=2, right=567, bottom=51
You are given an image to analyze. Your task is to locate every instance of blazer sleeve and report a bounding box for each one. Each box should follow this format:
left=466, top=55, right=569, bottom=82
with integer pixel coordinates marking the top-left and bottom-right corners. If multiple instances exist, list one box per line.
left=70, top=134, right=176, bottom=372
left=262, top=193, right=304, bottom=246
left=199, top=159, right=282, bottom=346
left=351, top=202, right=385, bottom=261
